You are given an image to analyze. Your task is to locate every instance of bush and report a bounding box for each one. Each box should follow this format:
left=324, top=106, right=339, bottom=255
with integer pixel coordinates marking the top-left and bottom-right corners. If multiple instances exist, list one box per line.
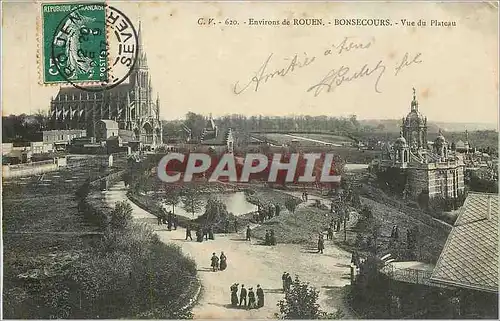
left=109, top=201, right=133, bottom=230
left=277, top=275, right=342, bottom=319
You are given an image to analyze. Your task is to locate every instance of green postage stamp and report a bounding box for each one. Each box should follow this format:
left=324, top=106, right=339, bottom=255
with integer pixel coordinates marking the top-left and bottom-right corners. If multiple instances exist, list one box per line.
left=41, top=3, right=108, bottom=85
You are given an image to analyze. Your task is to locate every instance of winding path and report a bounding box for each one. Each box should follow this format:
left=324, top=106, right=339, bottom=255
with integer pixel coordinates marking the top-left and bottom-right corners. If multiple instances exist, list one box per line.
left=104, top=182, right=353, bottom=319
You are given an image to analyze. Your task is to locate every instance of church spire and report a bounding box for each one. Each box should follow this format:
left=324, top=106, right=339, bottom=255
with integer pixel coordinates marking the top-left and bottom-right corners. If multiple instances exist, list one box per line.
left=411, top=87, right=418, bottom=111
left=136, top=21, right=148, bottom=68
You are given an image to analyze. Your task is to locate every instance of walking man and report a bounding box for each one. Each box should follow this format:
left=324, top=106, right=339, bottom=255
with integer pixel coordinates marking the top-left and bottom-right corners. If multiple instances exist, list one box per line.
left=211, top=252, right=219, bottom=272
left=234, top=219, right=238, bottom=233
left=246, top=225, right=251, bottom=241
left=256, top=284, right=264, bottom=308
left=317, top=234, right=324, bottom=254
left=239, top=284, right=247, bottom=307
left=185, top=224, right=193, bottom=240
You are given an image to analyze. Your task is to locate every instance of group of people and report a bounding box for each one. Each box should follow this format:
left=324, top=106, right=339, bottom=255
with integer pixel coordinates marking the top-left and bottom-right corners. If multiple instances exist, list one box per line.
left=301, top=191, right=309, bottom=201
left=281, top=272, right=293, bottom=292
left=230, top=283, right=265, bottom=309
left=254, top=202, right=281, bottom=223
left=264, top=229, right=276, bottom=246
left=210, top=252, right=228, bottom=272
left=184, top=224, right=216, bottom=242
left=157, top=210, right=178, bottom=230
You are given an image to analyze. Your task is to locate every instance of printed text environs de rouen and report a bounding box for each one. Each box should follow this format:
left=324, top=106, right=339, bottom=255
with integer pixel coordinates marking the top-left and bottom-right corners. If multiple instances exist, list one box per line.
left=232, top=36, right=423, bottom=97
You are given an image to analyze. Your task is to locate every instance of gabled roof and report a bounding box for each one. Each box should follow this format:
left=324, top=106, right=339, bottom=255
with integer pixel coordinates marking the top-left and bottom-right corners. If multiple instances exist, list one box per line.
left=430, top=192, right=499, bottom=293
left=200, top=128, right=232, bottom=145
left=99, top=119, right=119, bottom=129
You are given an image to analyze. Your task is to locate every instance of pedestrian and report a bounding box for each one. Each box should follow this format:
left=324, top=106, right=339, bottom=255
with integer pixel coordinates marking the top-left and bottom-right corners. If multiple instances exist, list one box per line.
left=224, top=220, right=230, bottom=233
left=208, top=226, right=214, bottom=240
left=247, top=287, right=256, bottom=309
left=230, top=283, right=239, bottom=307
left=173, top=215, right=178, bottom=230
left=196, top=227, right=203, bottom=242
left=246, top=225, right=251, bottom=241
left=317, top=234, right=324, bottom=254
left=304, top=191, right=308, bottom=201
left=157, top=214, right=162, bottom=225
left=265, top=230, right=270, bottom=245
left=234, top=219, right=238, bottom=233
left=275, top=203, right=280, bottom=216
left=211, top=252, right=219, bottom=272
left=286, top=273, right=292, bottom=291
left=270, top=229, right=276, bottom=245
left=282, top=272, right=288, bottom=292
left=186, top=224, right=193, bottom=241
left=239, top=284, right=247, bottom=307
left=394, top=225, right=399, bottom=239
left=256, top=284, right=264, bottom=308
left=167, top=212, right=173, bottom=230
left=327, top=226, right=333, bottom=240
left=219, top=251, right=227, bottom=271
left=203, top=226, right=209, bottom=240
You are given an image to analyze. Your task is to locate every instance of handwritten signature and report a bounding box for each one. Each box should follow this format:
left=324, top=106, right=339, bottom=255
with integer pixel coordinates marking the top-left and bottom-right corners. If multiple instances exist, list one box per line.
left=307, top=60, right=386, bottom=97
left=233, top=36, right=373, bottom=95
left=307, top=52, right=422, bottom=97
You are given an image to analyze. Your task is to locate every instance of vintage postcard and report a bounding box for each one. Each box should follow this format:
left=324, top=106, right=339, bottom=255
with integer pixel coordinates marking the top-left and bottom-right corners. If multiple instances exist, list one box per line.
left=2, top=1, right=498, bottom=319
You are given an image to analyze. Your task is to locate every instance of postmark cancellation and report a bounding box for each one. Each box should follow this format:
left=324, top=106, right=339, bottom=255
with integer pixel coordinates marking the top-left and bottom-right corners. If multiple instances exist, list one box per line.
left=39, top=2, right=139, bottom=91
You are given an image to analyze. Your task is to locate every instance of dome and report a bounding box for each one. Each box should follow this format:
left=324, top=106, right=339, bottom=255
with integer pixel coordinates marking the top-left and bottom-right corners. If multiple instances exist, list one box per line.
left=405, top=110, right=425, bottom=125
left=435, top=131, right=447, bottom=145
left=394, top=136, right=407, bottom=146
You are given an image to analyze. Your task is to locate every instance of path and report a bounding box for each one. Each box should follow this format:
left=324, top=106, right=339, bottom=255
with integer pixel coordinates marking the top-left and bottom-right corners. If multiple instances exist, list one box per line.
left=104, top=182, right=353, bottom=319
left=284, top=134, right=343, bottom=147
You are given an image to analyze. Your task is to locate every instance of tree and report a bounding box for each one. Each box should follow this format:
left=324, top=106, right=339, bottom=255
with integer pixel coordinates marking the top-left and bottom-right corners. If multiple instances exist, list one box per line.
left=181, top=189, right=204, bottom=217
left=109, top=201, right=133, bottom=230
left=284, top=197, right=299, bottom=214
left=163, top=185, right=181, bottom=214
left=277, top=276, right=342, bottom=319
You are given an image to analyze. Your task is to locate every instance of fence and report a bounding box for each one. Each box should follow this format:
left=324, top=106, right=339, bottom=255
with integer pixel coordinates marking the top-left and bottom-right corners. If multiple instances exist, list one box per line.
left=3, top=159, right=59, bottom=179
left=381, top=264, right=441, bottom=287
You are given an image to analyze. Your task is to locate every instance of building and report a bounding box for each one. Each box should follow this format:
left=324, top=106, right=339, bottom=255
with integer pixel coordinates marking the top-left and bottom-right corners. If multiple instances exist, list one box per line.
left=198, top=115, right=234, bottom=154
left=429, top=192, right=498, bottom=317
left=48, top=23, right=162, bottom=147
left=43, top=129, right=87, bottom=144
left=378, top=88, right=465, bottom=200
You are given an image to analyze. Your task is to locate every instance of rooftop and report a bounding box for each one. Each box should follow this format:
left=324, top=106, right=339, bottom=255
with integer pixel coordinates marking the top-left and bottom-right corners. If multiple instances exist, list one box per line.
left=430, top=192, right=499, bottom=293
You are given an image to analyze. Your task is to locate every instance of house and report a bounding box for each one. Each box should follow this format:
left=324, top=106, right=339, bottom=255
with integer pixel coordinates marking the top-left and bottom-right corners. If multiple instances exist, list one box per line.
left=199, top=115, right=234, bottom=154
left=429, top=192, right=498, bottom=318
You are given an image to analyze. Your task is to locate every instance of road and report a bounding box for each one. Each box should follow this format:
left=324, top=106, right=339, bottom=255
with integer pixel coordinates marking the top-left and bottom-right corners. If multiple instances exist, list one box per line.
left=104, top=182, right=353, bottom=319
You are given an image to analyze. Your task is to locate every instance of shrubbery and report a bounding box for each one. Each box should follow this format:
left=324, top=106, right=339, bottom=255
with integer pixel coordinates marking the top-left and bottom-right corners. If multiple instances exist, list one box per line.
left=277, top=275, right=344, bottom=319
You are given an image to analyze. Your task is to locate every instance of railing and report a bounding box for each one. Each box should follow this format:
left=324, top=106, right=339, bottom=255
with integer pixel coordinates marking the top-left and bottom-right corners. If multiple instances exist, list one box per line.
left=381, top=264, right=434, bottom=286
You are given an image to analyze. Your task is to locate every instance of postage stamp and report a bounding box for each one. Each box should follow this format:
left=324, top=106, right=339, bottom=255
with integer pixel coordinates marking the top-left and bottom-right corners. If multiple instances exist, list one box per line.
left=41, top=2, right=138, bottom=91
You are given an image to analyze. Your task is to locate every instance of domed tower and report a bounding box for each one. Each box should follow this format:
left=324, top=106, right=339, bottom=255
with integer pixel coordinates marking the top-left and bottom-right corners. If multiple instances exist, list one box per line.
left=402, top=88, right=428, bottom=152
left=393, top=131, right=410, bottom=166
left=434, top=129, right=448, bottom=160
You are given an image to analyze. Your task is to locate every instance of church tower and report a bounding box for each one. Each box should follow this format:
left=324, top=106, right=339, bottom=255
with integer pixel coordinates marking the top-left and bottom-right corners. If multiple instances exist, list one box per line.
left=402, top=88, right=428, bottom=151
left=129, top=22, right=152, bottom=120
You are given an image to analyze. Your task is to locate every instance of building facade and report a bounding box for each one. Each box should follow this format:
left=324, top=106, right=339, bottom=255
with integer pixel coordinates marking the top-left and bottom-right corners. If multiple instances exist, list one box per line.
left=379, top=88, right=465, bottom=200
left=48, top=24, right=162, bottom=147
left=198, top=115, right=234, bottom=154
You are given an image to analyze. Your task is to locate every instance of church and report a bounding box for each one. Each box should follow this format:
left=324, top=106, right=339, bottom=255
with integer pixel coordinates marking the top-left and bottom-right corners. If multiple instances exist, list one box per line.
left=48, top=23, right=162, bottom=147
left=377, top=88, right=465, bottom=200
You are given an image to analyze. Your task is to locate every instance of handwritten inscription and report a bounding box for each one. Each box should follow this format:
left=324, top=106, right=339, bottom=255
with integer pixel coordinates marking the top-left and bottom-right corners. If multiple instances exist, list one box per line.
left=395, top=52, right=423, bottom=76
left=233, top=36, right=373, bottom=95
left=233, top=53, right=316, bottom=95
left=232, top=36, right=423, bottom=97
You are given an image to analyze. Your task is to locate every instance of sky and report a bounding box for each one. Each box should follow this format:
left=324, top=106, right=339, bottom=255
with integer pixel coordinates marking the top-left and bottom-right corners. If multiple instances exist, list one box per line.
left=2, top=1, right=499, bottom=124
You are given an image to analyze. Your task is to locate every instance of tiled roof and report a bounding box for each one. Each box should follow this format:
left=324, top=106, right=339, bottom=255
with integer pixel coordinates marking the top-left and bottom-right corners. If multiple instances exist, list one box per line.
left=430, top=192, right=498, bottom=293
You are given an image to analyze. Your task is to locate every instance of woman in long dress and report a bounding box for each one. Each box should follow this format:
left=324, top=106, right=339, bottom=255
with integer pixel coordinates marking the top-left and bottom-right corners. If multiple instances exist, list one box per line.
left=219, top=252, right=227, bottom=271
